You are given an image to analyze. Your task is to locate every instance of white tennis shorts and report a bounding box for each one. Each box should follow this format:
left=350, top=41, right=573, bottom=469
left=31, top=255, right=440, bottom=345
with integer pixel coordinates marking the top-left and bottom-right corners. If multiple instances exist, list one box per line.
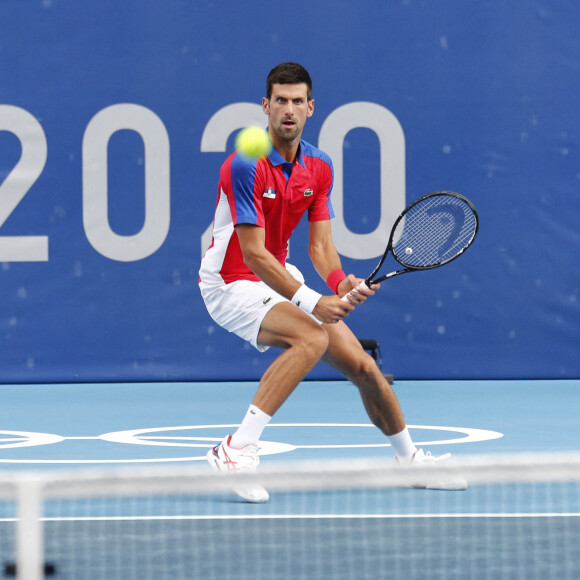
left=200, top=263, right=320, bottom=352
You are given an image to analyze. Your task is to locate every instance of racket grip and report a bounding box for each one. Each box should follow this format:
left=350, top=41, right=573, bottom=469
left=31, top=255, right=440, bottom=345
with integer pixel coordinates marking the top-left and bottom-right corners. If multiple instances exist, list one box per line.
left=340, top=282, right=369, bottom=302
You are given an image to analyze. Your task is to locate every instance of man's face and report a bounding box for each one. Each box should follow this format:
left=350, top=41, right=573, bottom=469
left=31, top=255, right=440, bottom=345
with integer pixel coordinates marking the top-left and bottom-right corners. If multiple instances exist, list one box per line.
left=263, top=83, right=314, bottom=144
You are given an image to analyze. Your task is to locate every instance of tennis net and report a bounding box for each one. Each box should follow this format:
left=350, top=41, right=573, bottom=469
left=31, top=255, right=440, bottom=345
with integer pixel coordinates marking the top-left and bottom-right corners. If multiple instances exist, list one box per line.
left=0, top=452, right=579, bottom=579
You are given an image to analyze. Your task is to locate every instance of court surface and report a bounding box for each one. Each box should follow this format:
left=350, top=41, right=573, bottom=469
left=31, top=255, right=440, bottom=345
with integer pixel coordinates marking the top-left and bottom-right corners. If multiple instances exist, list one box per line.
left=1, top=379, right=579, bottom=579
left=1, top=379, right=578, bottom=468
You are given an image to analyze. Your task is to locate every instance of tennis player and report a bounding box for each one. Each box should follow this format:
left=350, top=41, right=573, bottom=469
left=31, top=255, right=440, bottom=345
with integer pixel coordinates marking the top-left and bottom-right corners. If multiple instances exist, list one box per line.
left=199, top=63, right=456, bottom=502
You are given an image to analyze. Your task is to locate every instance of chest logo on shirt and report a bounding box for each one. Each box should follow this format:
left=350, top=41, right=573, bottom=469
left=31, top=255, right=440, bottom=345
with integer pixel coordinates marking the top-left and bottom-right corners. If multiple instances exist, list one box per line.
left=303, top=188, right=314, bottom=197
left=263, top=187, right=276, bottom=199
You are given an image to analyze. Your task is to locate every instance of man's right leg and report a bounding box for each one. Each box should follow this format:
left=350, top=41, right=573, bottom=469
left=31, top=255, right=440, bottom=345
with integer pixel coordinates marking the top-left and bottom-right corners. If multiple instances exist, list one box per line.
left=250, top=301, right=329, bottom=415
left=227, top=301, right=329, bottom=448
left=207, top=302, right=329, bottom=502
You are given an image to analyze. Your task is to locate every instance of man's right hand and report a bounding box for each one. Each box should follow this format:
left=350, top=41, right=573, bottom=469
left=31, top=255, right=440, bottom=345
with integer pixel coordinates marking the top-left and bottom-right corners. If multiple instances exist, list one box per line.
left=312, top=295, right=355, bottom=324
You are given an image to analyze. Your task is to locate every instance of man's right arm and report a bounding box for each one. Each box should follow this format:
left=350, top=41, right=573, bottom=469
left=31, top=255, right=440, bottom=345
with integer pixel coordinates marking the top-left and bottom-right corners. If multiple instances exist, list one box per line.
left=235, top=223, right=354, bottom=324
left=235, top=223, right=302, bottom=299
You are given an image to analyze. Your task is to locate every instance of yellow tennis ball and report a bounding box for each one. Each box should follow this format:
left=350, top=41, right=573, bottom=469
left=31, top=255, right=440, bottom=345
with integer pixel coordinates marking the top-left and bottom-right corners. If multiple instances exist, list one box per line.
left=235, top=126, right=272, bottom=159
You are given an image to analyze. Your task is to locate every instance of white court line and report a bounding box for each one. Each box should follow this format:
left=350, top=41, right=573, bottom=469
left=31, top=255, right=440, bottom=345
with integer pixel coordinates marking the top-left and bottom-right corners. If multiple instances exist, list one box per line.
left=99, top=424, right=503, bottom=448
left=0, top=424, right=503, bottom=463
left=0, top=513, right=577, bottom=523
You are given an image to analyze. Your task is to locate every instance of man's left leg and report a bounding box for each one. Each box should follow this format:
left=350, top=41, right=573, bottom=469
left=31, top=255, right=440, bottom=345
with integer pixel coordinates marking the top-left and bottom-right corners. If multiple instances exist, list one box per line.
left=321, top=321, right=417, bottom=461
left=321, top=322, right=469, bottom=490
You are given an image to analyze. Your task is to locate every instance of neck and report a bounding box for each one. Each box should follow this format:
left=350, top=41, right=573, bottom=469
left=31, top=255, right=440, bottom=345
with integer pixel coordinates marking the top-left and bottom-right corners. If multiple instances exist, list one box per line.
left=268, top=129, right=300, bottom=163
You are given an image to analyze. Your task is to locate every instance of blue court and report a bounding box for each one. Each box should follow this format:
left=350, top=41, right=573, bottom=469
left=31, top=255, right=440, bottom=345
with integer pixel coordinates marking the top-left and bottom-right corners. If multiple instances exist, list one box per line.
left=1, top=379, right=579, bottom=579
left=1, top=379, right=578, bottom=469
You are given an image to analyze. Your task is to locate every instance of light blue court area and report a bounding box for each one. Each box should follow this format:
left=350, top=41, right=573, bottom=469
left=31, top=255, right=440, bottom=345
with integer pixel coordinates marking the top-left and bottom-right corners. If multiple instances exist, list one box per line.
left=0, top=380, right=579, bottom=580
left=0, top=379, right=578, bottom=468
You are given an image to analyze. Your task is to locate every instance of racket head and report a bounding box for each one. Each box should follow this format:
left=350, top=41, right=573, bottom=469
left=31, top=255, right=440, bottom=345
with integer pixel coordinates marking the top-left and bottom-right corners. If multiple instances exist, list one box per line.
left=370, top=191, right=479, bottom=283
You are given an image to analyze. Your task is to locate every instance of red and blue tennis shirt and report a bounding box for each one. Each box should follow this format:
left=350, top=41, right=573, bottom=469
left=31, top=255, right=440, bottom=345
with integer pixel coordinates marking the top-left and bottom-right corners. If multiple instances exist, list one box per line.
left=199, top=139, right=334, bottom=287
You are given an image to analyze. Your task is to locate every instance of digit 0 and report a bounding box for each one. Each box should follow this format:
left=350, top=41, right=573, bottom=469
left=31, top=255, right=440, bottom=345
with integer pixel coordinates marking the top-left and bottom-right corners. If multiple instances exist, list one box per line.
left=318, top=102, right=406, bottom=260
left=82, top=104, right=171, bottom=262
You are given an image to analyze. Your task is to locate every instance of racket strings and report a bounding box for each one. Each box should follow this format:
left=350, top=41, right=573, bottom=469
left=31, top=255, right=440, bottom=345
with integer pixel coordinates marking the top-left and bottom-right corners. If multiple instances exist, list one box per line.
left=392, top=196, right=477, bottom=268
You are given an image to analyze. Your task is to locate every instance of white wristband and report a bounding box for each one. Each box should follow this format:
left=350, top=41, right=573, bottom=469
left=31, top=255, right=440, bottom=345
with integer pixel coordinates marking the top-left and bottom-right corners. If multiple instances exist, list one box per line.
left=291, top=284, right=322, bottom=315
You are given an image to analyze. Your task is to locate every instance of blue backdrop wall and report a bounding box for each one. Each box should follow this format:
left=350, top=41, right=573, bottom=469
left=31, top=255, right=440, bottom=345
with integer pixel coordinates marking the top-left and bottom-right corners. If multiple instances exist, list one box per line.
left=1, top=0, right=578, bottom=382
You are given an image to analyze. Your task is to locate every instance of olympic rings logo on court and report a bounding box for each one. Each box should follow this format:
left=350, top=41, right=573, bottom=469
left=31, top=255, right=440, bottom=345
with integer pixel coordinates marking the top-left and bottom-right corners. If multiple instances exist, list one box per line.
left=0, top=424, right=503, bottom=464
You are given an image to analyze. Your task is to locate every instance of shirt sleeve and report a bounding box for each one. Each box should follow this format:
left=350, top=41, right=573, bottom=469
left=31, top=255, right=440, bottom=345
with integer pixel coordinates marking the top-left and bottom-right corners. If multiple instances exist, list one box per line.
left=308, top=156, right=335, bottom=221
left=228, top=153, right=265, bottom=227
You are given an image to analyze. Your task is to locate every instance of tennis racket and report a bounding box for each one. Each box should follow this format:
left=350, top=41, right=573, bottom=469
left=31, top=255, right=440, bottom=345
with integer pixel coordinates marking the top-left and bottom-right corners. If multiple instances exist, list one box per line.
left=342, top=191, right=479, bottom=301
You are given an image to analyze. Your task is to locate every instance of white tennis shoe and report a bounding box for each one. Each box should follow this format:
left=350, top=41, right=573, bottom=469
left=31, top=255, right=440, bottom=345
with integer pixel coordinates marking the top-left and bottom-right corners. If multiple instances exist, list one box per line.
left=207, top=435, right=270, bottom=503
left=397, top=448, right=469, bottom=491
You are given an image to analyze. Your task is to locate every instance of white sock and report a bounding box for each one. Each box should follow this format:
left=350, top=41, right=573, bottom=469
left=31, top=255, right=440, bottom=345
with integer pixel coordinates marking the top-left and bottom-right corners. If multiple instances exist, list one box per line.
left=230, top=404, right=272, bottom=449
left=387, top=427, right=417, bottom=461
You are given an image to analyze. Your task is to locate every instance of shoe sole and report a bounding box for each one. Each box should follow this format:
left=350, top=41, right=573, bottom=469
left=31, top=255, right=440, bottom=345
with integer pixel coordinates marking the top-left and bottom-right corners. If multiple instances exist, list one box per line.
left=231, top=486, right=270, bottom=503
left=206, top=448, right=270, bottom=503
left=411, top=479, right=469, bottom=491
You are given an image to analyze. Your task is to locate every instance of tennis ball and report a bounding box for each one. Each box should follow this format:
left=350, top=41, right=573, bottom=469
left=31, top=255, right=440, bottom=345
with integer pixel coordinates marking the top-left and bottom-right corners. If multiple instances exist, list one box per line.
left=235, top=126, right=272, bottom=159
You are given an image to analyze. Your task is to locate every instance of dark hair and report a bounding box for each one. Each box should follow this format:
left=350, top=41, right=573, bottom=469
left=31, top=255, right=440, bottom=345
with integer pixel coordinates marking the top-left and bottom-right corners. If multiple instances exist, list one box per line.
left=266, top=62, right=312, bottom=100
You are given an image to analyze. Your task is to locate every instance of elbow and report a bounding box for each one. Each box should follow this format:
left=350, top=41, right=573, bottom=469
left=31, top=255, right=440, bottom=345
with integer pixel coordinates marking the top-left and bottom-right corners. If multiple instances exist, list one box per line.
left=308, top=244, right=324, bottom=265
left=243, top=254, right=258, bottom=273
left=307, top=244, right=318, bottom=261
left=241, top=248, right=264, bottom=273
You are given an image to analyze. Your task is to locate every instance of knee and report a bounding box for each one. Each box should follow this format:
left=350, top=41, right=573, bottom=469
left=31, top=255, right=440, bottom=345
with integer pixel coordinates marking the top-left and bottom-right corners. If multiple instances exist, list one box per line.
left=300, top=324, right=329, bottom=359
left=350, top=352, right=381, bottom=383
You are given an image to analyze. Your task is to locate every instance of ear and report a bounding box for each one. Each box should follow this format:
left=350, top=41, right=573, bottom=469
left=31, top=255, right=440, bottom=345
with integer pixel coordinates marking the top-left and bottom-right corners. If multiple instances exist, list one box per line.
left=307, top=99, right=315, bottom=118
left=262, top=97, right=270, bottom=115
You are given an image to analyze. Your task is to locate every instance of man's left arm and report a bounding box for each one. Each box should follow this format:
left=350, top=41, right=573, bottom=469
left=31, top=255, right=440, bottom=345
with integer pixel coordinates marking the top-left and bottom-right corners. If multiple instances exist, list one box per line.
left=308, top=220, right=377, bottom=300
